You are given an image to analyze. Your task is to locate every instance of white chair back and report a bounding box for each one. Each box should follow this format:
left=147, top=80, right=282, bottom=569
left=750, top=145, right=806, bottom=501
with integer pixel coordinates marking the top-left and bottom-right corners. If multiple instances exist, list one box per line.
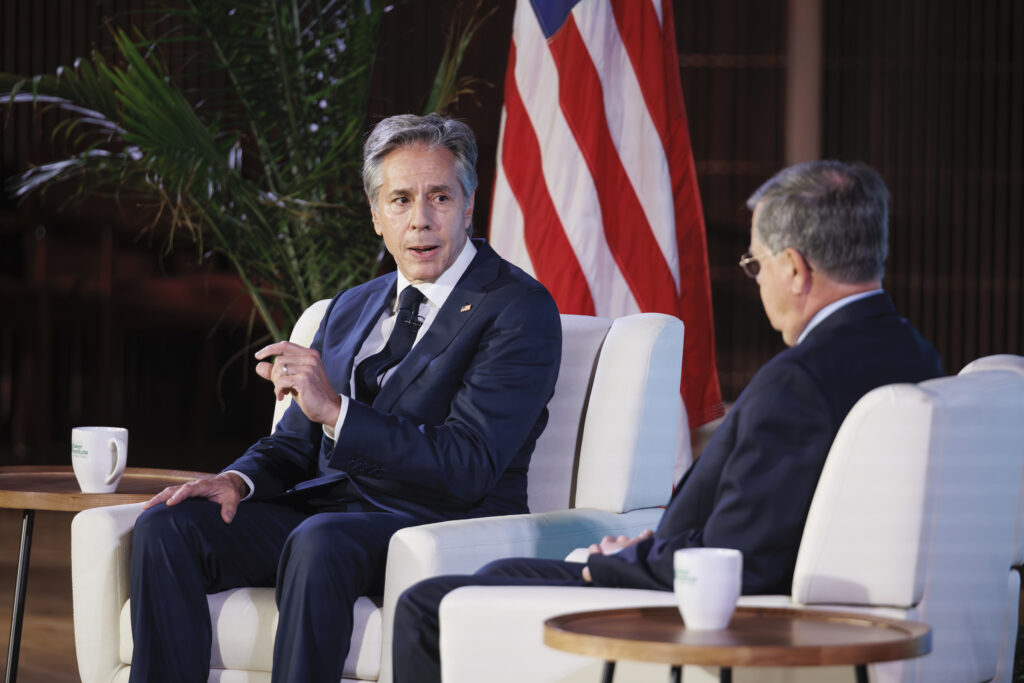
left=793, top=368, right=1024, bottom=683
left=529, top=313, right=685, bottom=514
left=959, top=354, right=1024, bottom=683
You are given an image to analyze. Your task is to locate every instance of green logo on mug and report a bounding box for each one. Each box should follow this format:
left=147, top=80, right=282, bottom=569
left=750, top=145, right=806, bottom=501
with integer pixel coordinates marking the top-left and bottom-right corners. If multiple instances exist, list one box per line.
left=674, top=568, right=697, bottom=585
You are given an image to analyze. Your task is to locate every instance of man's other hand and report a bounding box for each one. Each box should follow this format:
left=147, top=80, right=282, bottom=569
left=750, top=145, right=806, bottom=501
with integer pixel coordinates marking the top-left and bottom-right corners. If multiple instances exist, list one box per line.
left=142, top=472, right=247, bottom=523
left=586, top=528, right=654, bottom=556
left=254, top=341, right=342, bottom=427
left=581, top=529, right=654, bottom=582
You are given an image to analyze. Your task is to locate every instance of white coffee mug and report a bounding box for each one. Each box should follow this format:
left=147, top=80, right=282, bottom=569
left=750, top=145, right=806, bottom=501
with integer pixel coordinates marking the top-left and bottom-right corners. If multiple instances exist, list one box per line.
left=673, top=547, right=742, bottom=630
left=71, top=426, right=128, bottom=493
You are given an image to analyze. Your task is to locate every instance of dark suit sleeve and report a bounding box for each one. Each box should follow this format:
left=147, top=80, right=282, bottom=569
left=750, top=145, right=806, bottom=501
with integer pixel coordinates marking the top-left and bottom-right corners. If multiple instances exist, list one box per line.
left=587, top=359, right=835, bottom=594
left=332, top=287, right=561, bottom=506
left=222, top=297, right=343, bottom=498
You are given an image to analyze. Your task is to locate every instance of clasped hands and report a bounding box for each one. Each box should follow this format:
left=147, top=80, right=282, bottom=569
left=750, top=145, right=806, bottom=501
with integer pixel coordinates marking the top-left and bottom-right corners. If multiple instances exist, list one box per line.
left=581, top=528, right=654, bottom=582
left=144, top=341, right=339, bottom=523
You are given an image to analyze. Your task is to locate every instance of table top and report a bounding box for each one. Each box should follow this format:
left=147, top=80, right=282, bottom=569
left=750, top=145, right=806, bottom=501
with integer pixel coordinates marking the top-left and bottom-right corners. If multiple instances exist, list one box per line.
left=0, top=466, right=214, bottom=512
left=544, top=606, right=931, bottom=669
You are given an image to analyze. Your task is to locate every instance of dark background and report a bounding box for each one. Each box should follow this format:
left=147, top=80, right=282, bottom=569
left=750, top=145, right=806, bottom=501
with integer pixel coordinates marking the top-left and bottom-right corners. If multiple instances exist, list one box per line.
left=1, top=0, right=1021, bottom=472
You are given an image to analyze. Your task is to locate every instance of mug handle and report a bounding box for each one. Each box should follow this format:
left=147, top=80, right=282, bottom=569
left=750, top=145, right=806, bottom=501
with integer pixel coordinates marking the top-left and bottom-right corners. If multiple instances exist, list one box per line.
left=105, top=438, right=128, bottom=486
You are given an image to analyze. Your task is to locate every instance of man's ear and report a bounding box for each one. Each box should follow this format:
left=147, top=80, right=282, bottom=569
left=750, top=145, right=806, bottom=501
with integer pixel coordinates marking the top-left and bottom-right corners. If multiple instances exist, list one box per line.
left=370, top=204, right=383, bottom=237
left=783, top=247, right=812, bottom=295
left=464, top=191, right=476, bottom=225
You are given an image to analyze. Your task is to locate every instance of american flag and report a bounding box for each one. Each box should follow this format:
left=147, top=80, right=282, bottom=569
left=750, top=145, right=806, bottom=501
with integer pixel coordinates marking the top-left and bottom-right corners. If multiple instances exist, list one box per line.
left=489, top=0, right=724, bottom=430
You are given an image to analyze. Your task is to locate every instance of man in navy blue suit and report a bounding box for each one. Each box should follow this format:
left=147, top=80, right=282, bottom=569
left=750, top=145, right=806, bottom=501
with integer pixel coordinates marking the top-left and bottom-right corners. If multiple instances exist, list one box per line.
left=127, top=114, right=562, bottom=683
left=392, top=160, right=944, bottom=682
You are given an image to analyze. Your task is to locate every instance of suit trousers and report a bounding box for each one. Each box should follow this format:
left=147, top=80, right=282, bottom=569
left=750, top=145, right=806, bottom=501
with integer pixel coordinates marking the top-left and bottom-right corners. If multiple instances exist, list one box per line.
left=129, top=498, right=422, bottom=683
left=392, top=557, right=588, bottom=683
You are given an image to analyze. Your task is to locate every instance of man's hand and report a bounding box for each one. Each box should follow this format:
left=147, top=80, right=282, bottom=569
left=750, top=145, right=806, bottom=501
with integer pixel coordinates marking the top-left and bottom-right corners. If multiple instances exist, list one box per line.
left=586, top=528, right=654, bottom=556
left=142, top=472, right=248, bottom=523
left=581, top=529, right=654, bottom=583
left=254, top=341, right=342, bottom=427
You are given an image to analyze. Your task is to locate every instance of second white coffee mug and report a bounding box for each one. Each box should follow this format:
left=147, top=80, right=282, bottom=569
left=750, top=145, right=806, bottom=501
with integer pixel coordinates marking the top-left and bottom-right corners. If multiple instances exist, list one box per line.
left=71, top=426, right=128, bottom=493
left=673, top=547, right=742, bottom=630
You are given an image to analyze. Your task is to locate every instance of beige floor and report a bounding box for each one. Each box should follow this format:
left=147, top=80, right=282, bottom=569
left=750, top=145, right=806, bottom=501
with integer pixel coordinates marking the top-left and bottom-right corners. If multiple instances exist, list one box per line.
left=0, top=509, right=79, bottom=682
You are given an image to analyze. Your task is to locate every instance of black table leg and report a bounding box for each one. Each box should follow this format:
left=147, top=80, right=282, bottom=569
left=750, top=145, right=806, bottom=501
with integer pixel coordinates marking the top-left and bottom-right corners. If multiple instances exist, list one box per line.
left=855, top=664, right=868, bottom=683
left=720, top=666, right=732, bottom=683
left=5, top=509, right=33, bottom=683
left=602, top=660, right=616, bottom=683
left=670, top=664, right=682, bottom=683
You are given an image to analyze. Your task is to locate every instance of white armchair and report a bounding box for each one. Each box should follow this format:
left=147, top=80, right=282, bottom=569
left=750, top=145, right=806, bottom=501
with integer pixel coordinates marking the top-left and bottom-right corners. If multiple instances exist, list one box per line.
left=958, top=354, right=1024, bottom=683
left=436, top=358, right=1024, bottom=683
left=70, top=302, right=687, bottom=683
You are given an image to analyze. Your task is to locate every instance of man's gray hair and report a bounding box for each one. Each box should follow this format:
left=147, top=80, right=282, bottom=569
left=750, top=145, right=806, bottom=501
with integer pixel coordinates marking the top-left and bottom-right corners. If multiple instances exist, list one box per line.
left=746, top=160, right=890, bottom=283
left=362, top=113, right=478, bottom=208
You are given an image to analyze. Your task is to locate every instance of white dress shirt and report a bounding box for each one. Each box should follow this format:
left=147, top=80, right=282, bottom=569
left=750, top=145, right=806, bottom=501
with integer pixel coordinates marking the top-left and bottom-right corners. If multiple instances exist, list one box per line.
left=325, top=238, right=478, bottom=438
left=795, top=288, right=884, bottom=345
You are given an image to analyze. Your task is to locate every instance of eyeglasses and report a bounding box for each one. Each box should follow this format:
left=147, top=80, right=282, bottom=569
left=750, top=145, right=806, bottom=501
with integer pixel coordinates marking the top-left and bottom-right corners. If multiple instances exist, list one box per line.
left=738, top=251, right=766, bottom=279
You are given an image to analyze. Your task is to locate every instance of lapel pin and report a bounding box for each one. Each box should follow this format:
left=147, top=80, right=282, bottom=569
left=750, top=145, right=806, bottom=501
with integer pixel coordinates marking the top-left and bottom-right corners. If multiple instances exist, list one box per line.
left=460, top=304, right=472, bottom=313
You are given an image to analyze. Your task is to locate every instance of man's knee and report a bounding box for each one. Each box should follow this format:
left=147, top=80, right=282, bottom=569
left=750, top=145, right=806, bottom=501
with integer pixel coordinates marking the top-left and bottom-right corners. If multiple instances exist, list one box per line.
left=278, top=515, right=377, bottom=590
left=476, top=557, right=527, bottom=577
left=133, top=500, right=222, bottom=556
left=398, top=576, right=458, bottom=618
left=281, top=514, right=393, bottom=570
left=281, top=515, right=348, bottom=565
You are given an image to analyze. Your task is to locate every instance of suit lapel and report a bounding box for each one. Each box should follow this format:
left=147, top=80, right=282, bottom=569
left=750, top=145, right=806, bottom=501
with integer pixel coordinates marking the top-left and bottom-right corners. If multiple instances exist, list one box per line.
left=335, top=275, right=395, bottom=396
left=373, top=242, right=501, bottom=411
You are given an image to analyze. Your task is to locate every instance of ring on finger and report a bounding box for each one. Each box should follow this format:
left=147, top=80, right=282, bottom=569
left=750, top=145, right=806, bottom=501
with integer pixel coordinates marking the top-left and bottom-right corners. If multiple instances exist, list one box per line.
left=283, top=363, right=289, bottom=376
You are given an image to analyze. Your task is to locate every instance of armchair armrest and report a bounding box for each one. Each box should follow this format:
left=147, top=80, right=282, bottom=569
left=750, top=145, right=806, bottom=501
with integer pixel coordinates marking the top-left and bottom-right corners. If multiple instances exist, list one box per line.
left=377, top=506, right=664, bottom=683
left=71, top=503, right=145, bottom=683
left=439, top=585, right=677, bottom=683
left=383, top=507, right=665, bottom=598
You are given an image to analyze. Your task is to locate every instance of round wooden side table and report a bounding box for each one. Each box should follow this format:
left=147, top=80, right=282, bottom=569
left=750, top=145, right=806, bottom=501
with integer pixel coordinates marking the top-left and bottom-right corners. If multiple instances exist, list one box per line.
left=0, top=466, right=213, bottom=683
left=545, top=605, right=931, bottom=683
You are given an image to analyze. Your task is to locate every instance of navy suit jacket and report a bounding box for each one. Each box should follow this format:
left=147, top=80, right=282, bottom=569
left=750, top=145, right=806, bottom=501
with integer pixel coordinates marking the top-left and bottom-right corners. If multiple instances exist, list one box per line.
left=225, top=240, right=562, bottom=523
left=587, top=293, right=942, bottom=594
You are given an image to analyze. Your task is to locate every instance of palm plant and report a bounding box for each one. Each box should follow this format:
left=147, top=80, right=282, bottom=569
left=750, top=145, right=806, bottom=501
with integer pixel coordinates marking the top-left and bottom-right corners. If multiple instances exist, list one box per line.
left=1, top=0, right=491, bottom=341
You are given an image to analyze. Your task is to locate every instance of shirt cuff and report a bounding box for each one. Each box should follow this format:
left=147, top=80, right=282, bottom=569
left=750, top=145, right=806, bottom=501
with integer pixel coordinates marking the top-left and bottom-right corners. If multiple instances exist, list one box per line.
left=223, top=470, right=255, bottom=501
left=323, top=394, right=350, bottom=442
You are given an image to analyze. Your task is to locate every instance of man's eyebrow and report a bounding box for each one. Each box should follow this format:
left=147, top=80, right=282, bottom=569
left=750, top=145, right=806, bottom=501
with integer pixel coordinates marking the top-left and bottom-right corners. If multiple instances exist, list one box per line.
left=386, top=184, right=457, bottom=198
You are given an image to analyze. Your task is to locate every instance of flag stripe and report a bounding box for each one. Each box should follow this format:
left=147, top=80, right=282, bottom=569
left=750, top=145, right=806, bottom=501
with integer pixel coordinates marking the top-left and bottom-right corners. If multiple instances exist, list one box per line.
left=549, top=14, right=678, bottom=313
left=610, top=0, right=672, bottom=146
left=609, top=0, right=721, bottom=426
left=490, top=0, right=724, bottom=428
left=489, top=109, right=534, bottom=277
left=573, top=1, right=681, bottom=292
left=662, top=0, right=722, bottom=426
left=507, top=2, right=637, bottom=317
left=499, top=41, right=596, bottom=315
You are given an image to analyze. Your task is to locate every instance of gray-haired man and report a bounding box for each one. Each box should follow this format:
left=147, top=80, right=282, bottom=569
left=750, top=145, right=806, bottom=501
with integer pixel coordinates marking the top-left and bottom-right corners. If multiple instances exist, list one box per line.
left=392, top=160, right=944, bottom=683
left=127, top=114, right=562, bottom=683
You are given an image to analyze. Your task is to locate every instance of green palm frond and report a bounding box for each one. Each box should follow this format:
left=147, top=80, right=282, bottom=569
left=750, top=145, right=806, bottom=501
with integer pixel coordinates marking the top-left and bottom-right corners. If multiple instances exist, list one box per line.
left=2, top=1, right=386, bottom=339
left=2, top=0, right=489, bottom=341
left=424, top=0, right=497, bottom=114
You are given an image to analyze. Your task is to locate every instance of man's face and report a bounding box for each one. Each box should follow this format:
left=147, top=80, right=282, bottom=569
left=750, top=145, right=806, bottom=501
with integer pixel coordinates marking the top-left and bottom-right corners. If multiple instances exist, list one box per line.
left=371, top=143, right=474, bottom=284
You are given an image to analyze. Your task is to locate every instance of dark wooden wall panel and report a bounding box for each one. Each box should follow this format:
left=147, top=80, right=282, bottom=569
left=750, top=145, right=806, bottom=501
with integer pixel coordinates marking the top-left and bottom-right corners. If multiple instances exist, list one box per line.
left=1, top=0, right=270, bottom=467
left=676, top=0, right=789, bottom=398
left=3, top=0, right=1023, bottom=465
left=824, top=0, right=1024, bottom=377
